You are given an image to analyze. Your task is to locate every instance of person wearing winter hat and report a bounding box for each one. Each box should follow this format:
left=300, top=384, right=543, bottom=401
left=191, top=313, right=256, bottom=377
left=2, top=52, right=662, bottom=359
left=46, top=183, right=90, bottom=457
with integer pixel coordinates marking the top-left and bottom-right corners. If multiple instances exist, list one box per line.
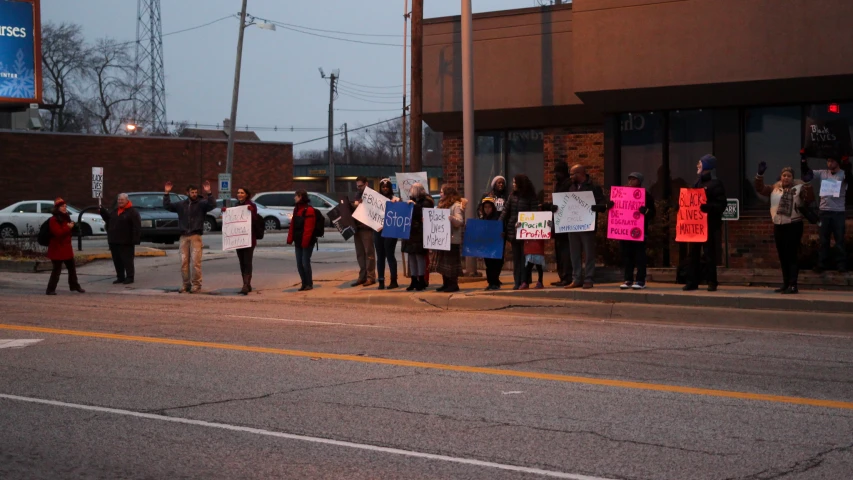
left=482, top=176, right=509, bottom=213
left=478, top=197, right=504, bottom=290
left=683, top=154, right=727, bottom=292
left=45, top=198, right=86, bottom=295
left=374, top=178, right=400, bottom=289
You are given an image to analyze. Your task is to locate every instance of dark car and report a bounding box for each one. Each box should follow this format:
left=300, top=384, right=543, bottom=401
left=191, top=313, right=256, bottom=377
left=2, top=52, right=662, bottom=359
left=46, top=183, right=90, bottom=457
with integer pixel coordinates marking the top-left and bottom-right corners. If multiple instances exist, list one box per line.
left=117, top=192, right=186, bottom=244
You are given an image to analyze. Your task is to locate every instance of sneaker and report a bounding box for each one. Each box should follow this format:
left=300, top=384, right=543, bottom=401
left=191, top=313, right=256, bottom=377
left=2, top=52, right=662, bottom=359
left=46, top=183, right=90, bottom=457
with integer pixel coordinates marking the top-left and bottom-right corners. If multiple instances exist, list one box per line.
left=632, top=282, right=646, bottom=290
left=122, top=278, right=134, bottom=285
left=518, top=283, right=529, bottom=290
left=620, top=281, right=632, bottom=290
left=303, top=285, right=313, bottom=291
left=534, top=282, right=544, bottom=289
left=782, top=286, right=799, bottom=294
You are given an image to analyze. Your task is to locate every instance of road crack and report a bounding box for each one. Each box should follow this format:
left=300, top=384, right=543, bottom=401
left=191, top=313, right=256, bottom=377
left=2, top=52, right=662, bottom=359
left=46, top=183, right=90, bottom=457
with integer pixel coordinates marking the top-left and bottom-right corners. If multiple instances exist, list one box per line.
left=724, top=442, right=853, bottom=479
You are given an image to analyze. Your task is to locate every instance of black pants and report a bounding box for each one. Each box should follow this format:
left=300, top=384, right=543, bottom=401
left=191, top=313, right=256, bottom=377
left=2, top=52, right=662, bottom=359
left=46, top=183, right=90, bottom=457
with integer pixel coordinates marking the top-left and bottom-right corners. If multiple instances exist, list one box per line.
left=109, top=243, right=135, bottom=280
left=484, top=258, right=504, bottom=286
left=47, top=259, right=80, bottom=292
left=621, top=240, right=647, bottom=283
left=373, top=231, right=398, bottom=281
left=774, top=222, right=803, bottom=288
left=686, top=228, right=720, bottom=286
left=510, top=240, right=526, bottom=288
left=237, top=246, right=255, bottom=276
left=525, top=263, right=543, bottom=284
left=818, top=211, right=847, bottom=270
left=554, top=234, right=572, bottom=282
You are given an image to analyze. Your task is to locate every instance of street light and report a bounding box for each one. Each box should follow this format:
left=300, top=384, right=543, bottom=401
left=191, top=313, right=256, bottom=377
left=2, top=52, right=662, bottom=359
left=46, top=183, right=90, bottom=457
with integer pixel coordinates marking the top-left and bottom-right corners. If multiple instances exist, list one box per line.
left=126, top=123, right=138, bottom=134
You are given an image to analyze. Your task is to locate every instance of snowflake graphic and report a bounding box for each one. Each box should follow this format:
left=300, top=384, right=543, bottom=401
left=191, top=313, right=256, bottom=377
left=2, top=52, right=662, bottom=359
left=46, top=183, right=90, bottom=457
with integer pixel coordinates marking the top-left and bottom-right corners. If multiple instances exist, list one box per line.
left=0, top=49, right=35, bottom=98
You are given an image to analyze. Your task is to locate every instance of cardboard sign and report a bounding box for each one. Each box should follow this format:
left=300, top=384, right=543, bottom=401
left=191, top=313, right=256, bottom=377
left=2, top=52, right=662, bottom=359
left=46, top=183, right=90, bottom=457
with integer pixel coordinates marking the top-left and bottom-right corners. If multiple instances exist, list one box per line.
left=607, top=187, right=646, bottom=242
left=222, top=205, right=252, bottom=251
left=92, top=167, right=103, bottom=199
left=352, top=186, right=387, bottom=232
left=676, top=188, right=708, bottom=243
left=423, top=208, right=451, bottom=251
left=553, top=191, right=596, bottom=233
left=328, top=201, right=356, bottom=241
left=803, top=118, right=853, bottom=159
left=820, top=179, right=842, bottom=198
left=516, top=211, right=552, bottom=240
left=382, top=201, right=413, bottom=239
left=462, top=219, right=504, bottom=259
left=396, top=172, right=429, bottom=202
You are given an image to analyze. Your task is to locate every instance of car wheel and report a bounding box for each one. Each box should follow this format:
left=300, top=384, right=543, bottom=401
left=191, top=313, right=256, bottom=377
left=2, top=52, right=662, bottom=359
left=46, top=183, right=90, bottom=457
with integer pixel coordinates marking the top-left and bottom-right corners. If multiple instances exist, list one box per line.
left=203, top=217, right=215, bottom=234
left=0, top=223, right=17, bottom=239
left=264, top=217, right=280, bottom=231
left=80, top=224, right=93, bottom=237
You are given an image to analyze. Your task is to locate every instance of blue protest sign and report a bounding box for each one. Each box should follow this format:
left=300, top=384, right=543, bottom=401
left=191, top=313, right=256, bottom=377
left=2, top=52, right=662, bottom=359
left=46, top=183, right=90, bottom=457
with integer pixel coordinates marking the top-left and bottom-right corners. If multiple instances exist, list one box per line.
left=462, top=219, right=504, bottom=259
left=382, top=201, right=413, bottom=239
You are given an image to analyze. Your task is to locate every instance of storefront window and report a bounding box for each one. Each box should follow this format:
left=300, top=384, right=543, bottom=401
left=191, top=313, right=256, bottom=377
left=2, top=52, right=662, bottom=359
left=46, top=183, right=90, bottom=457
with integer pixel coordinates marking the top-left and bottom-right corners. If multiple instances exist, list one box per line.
left=474, top=132, right=505, bottom=197
left=744, top=107, right=802, bottom=207
left=805, top=103, right=853, bottom=206
left=507, top=130, right=545, bottom=197
left=620, top=112, right=664, bottom=199
left=670, top=110, right=713, bottom=196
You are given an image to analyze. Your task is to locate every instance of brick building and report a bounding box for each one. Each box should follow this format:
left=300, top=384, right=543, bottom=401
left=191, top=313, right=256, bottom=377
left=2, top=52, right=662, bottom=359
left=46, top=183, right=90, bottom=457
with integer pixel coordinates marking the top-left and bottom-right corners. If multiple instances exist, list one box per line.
left=422, top=0, right=853, bottom=273
left=0, top=131, right=293, bottom=209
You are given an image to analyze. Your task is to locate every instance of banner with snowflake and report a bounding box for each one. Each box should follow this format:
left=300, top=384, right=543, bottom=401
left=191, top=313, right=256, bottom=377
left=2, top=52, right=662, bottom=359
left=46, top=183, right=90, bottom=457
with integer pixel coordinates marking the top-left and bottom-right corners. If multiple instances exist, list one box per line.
left=0, top=0, right=38, bottom=101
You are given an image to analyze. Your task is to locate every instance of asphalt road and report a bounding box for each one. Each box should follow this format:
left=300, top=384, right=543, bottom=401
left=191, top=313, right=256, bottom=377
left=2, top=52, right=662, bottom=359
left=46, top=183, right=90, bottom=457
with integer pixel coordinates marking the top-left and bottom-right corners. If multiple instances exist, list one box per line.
left=1, top=250, right=852, bottom=479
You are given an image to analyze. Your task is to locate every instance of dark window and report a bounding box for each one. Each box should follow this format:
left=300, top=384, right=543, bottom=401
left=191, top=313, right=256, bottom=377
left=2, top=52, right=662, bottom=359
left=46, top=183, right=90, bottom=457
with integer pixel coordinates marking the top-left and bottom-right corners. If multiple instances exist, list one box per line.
left=255, top=193, right=295, bottom=208
left=308, top=194, right=330, bottom=209
left=474, top=132, right=505, bottom=197
left=670, top=110, right=714, bottom=196
left=507, top=130, right=545, bottom=198
left=39, top=203, right=54, bottom=213
left=744, top=107, right=802, bottom=208
left=14, top=203, right=37, bottom=213
left=805, top=103, right=853, bottom=206
left=620, top=112, right=664, bottom=199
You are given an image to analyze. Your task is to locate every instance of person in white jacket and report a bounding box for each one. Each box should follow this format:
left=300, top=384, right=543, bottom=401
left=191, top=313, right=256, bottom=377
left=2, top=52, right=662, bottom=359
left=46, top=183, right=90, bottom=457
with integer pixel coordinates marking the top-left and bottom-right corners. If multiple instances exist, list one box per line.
left=430, top=185, right=467, bottom=293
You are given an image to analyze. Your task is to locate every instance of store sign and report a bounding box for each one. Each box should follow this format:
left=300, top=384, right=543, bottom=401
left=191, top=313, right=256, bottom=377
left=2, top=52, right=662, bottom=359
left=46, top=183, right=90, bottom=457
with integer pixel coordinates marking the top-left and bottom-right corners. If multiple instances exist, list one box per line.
left=722, top=199, right=739, bottom=221
left=0, top=0, right=40, bottom=103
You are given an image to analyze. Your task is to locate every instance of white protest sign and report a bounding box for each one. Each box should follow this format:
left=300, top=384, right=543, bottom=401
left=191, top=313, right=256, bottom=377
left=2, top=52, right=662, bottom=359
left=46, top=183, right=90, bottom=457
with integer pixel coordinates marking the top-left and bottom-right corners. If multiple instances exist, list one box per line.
left=516, top=211, right=553, bottom=240
left=820, top=179, right=842, bottom=198
left=553, top=191, right=596, bottom=233
left=396, top=172, right=429, bottom=202
left=222, top=205, right=252, bottom=251
left=423, top=208, right=451, bottom=251
left=352, top=186, right=387, bottom=231
left=92, top=167, right=103, bottom=199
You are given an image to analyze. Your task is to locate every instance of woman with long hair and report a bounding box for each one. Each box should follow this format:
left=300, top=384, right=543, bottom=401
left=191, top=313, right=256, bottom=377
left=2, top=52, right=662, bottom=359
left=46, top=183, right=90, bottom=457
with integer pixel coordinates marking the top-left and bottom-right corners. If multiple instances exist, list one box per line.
left=432, top=185, right=467, bottom=293
left=287, top=189, right=318, bottom=291
left=45, top=197, right=85, bottom=295
left=234, top=187, right=258, bottom=295
left=499, top=174, right=540, bottom=289
left=374, top=178, right=400, bottom=289
left=402, top=183, right=433, bottom=291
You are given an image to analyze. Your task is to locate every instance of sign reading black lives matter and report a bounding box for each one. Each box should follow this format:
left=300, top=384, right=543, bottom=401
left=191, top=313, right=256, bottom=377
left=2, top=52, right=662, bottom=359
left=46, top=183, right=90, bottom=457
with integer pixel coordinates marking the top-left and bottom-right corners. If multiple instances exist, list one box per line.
left=804, top=118, right=853, bottom=159
left=92, top=167, right=103, bottom=199
left=352, top=187, right=387, bottom=232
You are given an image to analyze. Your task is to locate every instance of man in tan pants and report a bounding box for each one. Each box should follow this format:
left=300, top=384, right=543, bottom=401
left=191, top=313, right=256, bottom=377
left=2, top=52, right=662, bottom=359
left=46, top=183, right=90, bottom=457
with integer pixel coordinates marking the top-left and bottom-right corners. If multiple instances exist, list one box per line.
left=164, top=181, right=216, bottom=293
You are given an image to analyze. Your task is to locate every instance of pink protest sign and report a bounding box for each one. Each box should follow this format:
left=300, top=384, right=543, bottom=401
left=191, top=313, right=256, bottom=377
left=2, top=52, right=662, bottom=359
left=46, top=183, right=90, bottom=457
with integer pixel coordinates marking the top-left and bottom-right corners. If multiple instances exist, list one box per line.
left=607, top=186, right=646, bottom=242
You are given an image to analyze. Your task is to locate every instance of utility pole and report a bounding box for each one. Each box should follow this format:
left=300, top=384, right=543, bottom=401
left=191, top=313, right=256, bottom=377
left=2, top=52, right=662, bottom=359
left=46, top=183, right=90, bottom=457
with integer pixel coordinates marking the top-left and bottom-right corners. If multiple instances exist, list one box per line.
left=343, top=123, right=350, bottom=164
left=401, top=0, right=410, bottom=172
left=410, top=0, right=423, bottom=172
left=462, top=0, right=478, bottom=276
left=320, top=69, right=339, bottom=192
left=224, top=0, right=248, bottom=208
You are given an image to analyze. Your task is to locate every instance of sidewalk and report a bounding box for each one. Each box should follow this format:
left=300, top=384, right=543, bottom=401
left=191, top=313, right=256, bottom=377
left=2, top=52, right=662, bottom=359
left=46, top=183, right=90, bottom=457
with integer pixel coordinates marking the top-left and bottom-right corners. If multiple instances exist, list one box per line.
left=0, top=247, right=166, bottom=273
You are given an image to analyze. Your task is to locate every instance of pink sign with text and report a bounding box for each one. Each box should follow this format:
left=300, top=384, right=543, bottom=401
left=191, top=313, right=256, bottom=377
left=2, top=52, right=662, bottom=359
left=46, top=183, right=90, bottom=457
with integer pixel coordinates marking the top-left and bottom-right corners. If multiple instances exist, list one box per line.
left=607, top=186, right=646, bottom=242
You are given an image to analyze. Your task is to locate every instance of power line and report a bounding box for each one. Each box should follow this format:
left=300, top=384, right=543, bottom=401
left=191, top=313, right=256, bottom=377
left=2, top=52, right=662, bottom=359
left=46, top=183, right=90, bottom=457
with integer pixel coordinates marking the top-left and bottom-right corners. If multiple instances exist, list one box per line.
left=175, top=121, right=326, bottom=132
left=261, top=20, right=402, bottom=38
left=336, top=85, right=403, bottom=98
left=337, top=90, right=402, bottom=104
left=338, top=79, right=405, bottom=90
left=115, top=14, right=235, bottom=47
left=293, top=115, right=408, bottom=146
left=266, top=21, right=407, bottom=47
left=336, top=108, right=400, bottom=112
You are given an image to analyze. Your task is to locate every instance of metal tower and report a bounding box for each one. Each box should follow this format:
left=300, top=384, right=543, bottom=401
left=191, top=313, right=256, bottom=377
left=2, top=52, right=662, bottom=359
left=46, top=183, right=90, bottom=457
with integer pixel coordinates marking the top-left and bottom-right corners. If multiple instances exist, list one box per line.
left=133, top=0, right=167, bottom=133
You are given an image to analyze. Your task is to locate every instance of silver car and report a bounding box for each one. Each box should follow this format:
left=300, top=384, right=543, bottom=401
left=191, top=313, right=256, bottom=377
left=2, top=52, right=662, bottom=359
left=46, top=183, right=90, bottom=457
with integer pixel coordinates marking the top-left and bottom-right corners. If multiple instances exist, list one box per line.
left=212, top=199, right=292, bottom=232
left=251, top=191, right=337, bottom=226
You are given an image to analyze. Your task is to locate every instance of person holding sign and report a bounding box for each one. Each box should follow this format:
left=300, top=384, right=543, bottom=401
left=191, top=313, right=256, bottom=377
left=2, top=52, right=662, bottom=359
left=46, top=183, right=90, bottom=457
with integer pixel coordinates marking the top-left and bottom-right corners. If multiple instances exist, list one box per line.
left=350, top=176, right=377, bottom=287
left=754, top=164, right=814, bottom=294
left=164, top=181, right=216, bottom=293
left=402, top=183, right=434, bottom=291
left=232, top=187, right=259, bottom=295
left=99, top=193, right=142, bottom=285
left=801, top=150, right=851, bottom=273
left=682, top=155, right=727, bottom=292
left=599, top=173, right=656, bottom=289
left=547, top=161, right=574, bottom=286
left=567, top=165, right=605, bottom=289
left=478, top=197, right=504, bottom=290
left=500, top=174, right=541, bottom=290
left=287, top=190, right=318, bottom=291
left=431, top=185, right=467, bottom=293
left=375, top=178, right=401, bottom=290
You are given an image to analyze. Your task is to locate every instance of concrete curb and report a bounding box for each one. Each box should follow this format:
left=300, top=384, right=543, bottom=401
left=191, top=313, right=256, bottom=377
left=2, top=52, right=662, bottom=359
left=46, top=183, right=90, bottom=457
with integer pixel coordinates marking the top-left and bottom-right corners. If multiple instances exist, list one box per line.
left=0, top=247, right=167, bottom=272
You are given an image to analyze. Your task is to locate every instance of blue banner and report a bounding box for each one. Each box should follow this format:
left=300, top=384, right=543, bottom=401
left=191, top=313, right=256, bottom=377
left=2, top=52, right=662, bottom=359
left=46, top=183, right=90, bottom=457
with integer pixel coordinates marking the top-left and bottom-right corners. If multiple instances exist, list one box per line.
left=462, top=219, right=504, bottom=259
left=381, top=201, right=412, bottom=239
left=0, top=0, right=36, bottom=101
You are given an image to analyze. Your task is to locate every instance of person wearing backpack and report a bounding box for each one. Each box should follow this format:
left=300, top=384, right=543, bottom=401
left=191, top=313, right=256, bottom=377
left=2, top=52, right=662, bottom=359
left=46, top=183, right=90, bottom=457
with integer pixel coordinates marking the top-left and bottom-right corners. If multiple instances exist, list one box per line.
left=45, top=198, right=85, bottom=296
left=287, top=189, right=318, bottom=291
left=99, top=193, right=142, bottom=285
left=231, top=187, right=259, bottom=295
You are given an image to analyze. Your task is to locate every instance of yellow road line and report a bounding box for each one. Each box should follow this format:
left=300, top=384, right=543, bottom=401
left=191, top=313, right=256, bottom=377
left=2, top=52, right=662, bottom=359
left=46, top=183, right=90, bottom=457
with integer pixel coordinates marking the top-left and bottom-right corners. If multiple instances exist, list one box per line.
left=2, top=323, right=852, bottom=411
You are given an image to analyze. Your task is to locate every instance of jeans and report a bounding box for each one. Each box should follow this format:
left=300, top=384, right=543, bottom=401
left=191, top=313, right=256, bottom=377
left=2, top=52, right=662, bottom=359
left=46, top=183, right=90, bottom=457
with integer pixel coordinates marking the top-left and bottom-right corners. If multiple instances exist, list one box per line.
left=47, top=259, right=80, bottom=292
left=109, top=243, right=135, bottom=280
left=295, top=245, right=314, bottom=287
left=569, top=231, right=596, bottom=284
left=179, top=234, right=204, bottom=288
left=237, top=246, right=255, bottom=276
left=621, top=240, right=647, bottom=284
left=355, top=228, right=376, bottom=282
left=554, top=234, right=572, bottom=283
left=818, top=211, right=847, bottom=270
left=686, top=228, right=720, bottom=286
left=408, top=253, right=426, bottom=276
left=510, top=240, right=525, bottom=288
left=373, top=231, right=398, bottom=281
left=774, top=222, right=803, bottom=287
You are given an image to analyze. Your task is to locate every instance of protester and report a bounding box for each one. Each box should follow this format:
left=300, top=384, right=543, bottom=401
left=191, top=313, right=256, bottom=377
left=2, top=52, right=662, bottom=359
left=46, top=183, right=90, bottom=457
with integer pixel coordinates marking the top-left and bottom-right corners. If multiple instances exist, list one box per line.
left=801, top=150, right=851, bottom=273
left=432, top=185, right=467, bottom=293
left=287, top=190, right=317, bottom=291
left=233, top=187, right=258, bottom=295
left=683, top=154, right=727, bottom=292
left=568, top=165, right=605, bottom=289
left=478, top=197, right=504, bottom=290
left=500, top=174, right=539, bottom=290
left=45, top=198, right=85, bottom=295
left=482, top=176, right=509, bottom=213
left=550, top=161, right=573, bottom=286
left=351, top=176, right=377, bottom=287
left=521, top=238, right=546, bottom=290
left=755, top=163, right=814, bottom=294
left=163, top=180, right=216, bottom=293
left=374, top=178, right=400, bottom=290
left=402, top=183, right=434, bottom=291
left=99, top=193, right=142, bottom=285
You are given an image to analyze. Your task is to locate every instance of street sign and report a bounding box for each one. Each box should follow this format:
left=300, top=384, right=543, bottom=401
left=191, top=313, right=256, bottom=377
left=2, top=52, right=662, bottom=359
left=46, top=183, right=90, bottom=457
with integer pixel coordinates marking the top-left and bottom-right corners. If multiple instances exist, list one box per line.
left=722, top=198, right=739, bottom=221
left=218, top=173, right=232, bottom=200
left=92, top=167, right=103, bottom=199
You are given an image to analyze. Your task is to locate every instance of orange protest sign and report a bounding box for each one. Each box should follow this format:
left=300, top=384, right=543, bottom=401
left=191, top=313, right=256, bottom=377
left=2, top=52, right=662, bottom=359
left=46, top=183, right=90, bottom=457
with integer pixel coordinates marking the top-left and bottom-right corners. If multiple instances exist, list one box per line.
left=676, top=188, right=708, bottom=243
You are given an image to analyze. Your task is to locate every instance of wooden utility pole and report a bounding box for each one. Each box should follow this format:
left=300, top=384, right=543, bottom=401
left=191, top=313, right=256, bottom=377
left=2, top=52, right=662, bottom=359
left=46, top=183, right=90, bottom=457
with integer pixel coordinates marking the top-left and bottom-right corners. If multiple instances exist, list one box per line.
left=401, top=0, right=410, bottom=172
left=410, top=0, right=423, bottom=172
left=343, top=123, right=350, bottom=164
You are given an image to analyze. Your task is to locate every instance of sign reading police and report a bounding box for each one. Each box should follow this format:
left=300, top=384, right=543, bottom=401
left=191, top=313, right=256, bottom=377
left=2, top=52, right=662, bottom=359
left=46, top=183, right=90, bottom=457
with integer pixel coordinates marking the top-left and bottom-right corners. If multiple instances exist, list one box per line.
left=0, top=0, right=40, bottom=103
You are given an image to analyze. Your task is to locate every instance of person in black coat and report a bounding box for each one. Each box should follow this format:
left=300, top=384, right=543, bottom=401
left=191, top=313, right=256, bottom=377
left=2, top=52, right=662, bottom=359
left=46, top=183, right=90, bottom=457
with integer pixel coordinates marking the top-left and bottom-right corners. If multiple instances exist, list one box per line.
left=599, top=173, right=656, bottom=289
left=683, top=154, right=727, bottom=292
left=402, top=183, right=434, bottom=291
left=100, top=193, right=142, bottom=284
left=550, top=162, right=574, bottom=286
left=569, top=165, right=606, bottom=289
left=499, top=174, right=540, bottom=290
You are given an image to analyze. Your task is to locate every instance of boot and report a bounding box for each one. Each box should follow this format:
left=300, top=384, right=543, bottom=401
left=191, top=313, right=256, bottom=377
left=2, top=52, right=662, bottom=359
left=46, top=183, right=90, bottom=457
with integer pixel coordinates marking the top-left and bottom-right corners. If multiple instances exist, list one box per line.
left=406, top=275, right=417, bottom=291
left=414, top=276, right=426, bottom=292
left=444, top=278, right=460, bottom=293
left=436, top=277, right=448, bottom=292
left=378, top=278, right=386, bottom=290
left=247, top=274, right=252, bottom=292
left=239, top=275, right=250, bottom=295
left=388, top=276, right=399, bottom=289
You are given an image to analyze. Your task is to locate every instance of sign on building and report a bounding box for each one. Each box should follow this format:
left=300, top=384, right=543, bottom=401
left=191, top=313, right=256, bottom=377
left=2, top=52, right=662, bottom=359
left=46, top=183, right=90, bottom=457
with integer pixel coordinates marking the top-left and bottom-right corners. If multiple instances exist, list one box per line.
left=218, top=173, right=232, bottom=200
left=722, top=198, right=740, bottom=221
left=0, top=0, right=41, bottom=104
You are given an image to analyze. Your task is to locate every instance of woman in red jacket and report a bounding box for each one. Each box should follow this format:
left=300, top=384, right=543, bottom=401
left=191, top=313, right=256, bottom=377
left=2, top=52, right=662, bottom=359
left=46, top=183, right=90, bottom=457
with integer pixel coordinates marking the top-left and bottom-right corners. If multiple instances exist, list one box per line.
left=46, top=198, right=85, bottom=295
left=286, top=190, right=317, bottom=291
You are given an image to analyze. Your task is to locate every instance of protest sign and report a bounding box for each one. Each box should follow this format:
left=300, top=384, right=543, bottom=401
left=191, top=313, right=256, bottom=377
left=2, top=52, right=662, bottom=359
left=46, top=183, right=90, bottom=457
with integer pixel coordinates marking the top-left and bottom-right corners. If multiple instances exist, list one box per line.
left=820, top=179, right=842, bottom=198
left=462, top=219, right=504, bottom=259
left=675, top=188, right=708, bottom=243
left=352, top=186, right=387, bottom=231
left=423, top=208, right=451, bottom=251
left=92, top=167, right=103, bottom=199
left=382, top=201, right=413, bottom=239
left=607, top=186, right=646, bottom=241
left=803, top=117, right=853, bottom=159
left=553, top=191, right=596, bottom=233
left=396, top=172, right=429, bottom=202
left=516, top=211, right=552, bottom=240
left=222, top=205, right=252, bottom=251
left=328, top=201, right=356, bottom=240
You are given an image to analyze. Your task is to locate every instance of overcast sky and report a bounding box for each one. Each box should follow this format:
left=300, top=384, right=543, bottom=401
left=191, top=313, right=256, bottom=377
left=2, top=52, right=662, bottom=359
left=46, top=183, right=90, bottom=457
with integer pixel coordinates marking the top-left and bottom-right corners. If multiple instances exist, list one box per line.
left=41, top=0, right=546, bottom=151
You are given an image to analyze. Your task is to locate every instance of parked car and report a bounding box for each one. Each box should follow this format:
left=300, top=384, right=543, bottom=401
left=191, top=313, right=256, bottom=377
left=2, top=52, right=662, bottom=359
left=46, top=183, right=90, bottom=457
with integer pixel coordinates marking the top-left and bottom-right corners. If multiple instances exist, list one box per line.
left=0, top=200, right=106, bottom=239
left=251, top=191, right=337, bottom=226
left=211, top=198, right=291, bottom=232
left=119, top=192, right=187, bottom=244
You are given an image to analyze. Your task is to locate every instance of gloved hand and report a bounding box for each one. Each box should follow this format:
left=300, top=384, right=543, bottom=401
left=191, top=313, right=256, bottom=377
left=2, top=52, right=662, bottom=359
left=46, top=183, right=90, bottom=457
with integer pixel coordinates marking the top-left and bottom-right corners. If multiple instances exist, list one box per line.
left=550, top=204, right=559, bottom=213
left=638, top=206, right=649, bottom=215
left=802, top=171, right=814, bottom=183
left=699, top=204, right=710, bottom=213
left=757, top=161, right=767, bottom=175
left=590, top=204, right=606, bottom=213
left=606, top=201, right=615, bottom=209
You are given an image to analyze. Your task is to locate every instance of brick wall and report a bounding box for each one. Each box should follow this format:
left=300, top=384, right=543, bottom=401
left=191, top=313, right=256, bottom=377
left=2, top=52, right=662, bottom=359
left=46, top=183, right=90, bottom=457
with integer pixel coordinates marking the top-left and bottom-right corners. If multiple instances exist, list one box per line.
left=441, top=133, right=464, bottom=194
left=0, top=131, right=293, bottom=209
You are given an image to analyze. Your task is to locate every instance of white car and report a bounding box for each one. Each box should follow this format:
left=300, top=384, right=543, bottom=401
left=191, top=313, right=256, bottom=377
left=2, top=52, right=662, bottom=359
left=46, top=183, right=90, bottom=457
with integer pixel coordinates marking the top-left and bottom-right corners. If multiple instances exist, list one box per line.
left=212, top=199, right=291, bottom=232
left=252, top=191, right=336, bottom=227
left=0, top=201, right=107, bottom=239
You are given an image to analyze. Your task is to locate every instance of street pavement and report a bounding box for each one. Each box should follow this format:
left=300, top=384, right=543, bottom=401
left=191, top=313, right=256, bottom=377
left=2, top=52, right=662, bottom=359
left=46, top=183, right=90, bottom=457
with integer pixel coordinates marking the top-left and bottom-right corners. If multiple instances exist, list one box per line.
left=1, top=244, right=852, bottom=479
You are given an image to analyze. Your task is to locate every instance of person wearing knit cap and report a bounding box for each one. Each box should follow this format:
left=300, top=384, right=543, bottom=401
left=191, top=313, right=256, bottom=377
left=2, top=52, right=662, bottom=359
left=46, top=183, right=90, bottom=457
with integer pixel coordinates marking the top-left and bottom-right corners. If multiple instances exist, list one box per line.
left=683, top=154, right=727, bottom=292
left=482, top=176, right=509, bottom=213
left=45, top=197, right=86, bottom=295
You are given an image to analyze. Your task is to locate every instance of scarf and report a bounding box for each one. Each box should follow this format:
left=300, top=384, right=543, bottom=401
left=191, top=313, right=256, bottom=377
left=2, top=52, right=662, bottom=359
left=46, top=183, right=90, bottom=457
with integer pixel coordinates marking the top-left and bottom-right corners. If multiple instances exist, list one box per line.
left=118, top=200, right=133, bottom=216
left=777, top=187, right=794, bottom=217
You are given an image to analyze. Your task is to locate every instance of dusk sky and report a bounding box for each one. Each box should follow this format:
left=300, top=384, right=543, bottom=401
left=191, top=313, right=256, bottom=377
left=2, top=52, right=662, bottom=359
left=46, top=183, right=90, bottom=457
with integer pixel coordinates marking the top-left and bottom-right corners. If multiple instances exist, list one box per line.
left=40, top=0, right=546, bottom=151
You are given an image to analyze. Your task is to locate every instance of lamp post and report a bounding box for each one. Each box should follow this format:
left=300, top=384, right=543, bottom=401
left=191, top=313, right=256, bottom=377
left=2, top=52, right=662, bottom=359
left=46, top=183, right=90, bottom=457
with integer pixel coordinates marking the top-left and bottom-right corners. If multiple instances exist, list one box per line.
left=461, top=0, right=478, bottom=277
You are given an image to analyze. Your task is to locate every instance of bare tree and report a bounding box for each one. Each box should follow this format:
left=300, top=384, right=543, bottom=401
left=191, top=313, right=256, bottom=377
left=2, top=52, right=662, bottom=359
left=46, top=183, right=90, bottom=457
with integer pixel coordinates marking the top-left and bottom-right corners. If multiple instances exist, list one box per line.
left=40, top=22, right=89, bottom=132
left=79, top=38, right=141, bottom=135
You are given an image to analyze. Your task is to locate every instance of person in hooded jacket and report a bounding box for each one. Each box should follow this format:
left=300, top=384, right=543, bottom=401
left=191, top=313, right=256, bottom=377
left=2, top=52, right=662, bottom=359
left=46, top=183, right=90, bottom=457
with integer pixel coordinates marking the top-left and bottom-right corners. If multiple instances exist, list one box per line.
left=500, top=174, right=540, bottom=290
left=45, top=197, right=85, bottom=295
left=287, top=189, right=317, bottom=291
left=479, top=197, right=504, bottom=290
left=683, top=154, right=727, bottom=292
left=402, top=183, right=434, bottom=291
left=374, top=178, right=400, bottom=290
left=233, top=187, right=258, bottom=295
left=99, top=193, right=142, bottom=285
left=431, top=185, right=467, bottom=293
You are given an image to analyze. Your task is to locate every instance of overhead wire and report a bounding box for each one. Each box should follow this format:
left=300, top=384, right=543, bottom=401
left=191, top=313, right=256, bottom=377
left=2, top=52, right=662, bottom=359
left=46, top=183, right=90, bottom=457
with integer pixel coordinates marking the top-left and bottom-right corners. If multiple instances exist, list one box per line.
left=293, top=115, right=409, bottom=146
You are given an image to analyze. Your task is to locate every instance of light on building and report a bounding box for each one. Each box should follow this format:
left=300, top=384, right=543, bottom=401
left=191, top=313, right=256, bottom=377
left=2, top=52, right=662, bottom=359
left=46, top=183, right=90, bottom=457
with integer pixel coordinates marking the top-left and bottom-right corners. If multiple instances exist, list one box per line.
left=828, top=103, right=841, bottom=114
left=126, top=123, right=138, bottom=133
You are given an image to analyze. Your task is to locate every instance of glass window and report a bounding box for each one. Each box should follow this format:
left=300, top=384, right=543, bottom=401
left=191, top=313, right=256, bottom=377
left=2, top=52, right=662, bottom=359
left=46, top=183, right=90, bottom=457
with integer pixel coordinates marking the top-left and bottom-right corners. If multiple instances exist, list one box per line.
left=507, top=130, right=545, bottom=197
left=308, top=194, right=330, bottom=209
left=744, top=107, right=802, bottom=207
left=805, top=103, right=853, bottom=206
left=474, top=132, right=505, bottom=197
left=621, top=112, right=664, bottom=199
left=670, top=110, right=714, bottom=196
left=14, top=203, right=37, bottom=213
left=39, top=203, right=54, bottom=213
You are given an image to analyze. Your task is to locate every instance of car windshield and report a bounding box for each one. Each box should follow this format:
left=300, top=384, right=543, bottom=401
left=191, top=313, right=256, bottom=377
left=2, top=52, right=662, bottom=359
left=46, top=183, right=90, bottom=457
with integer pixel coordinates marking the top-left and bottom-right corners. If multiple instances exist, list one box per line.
left=128, top=194, right=176, bottom=209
